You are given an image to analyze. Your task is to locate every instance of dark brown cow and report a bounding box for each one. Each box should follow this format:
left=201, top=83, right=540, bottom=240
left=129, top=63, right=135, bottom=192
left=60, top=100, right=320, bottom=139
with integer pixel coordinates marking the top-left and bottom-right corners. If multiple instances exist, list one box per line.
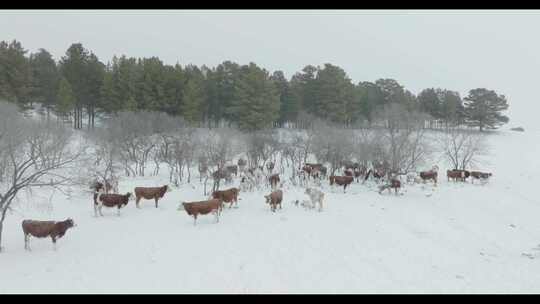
left=212, top=187, right=239, bottom=209
left=134, top=185, right=169, bottom=208
left=329, top=175, right=354, bottom=192
left=447, top=170, right=470, bottom=182
left=419, top=171, right=438, bottom=185
left=22, top=218, right=76, bottom=251
left=181, top=199, right=223, bottom=225
left=269, top=174, right=280, bottom=190
left=344, top=168, right=354, bottom=177
left=379, top=179, right=401, bottom=195
left=264, top=189, right=283, bottom=213
left=470, top=171, right=492, bottom=184
left=95, top=192, right=131, bottom=216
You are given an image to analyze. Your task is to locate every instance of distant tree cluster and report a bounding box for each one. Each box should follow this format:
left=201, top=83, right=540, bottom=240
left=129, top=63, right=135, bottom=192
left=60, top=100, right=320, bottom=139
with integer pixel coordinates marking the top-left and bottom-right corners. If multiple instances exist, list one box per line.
left=0, top=39, right=510, bottom=131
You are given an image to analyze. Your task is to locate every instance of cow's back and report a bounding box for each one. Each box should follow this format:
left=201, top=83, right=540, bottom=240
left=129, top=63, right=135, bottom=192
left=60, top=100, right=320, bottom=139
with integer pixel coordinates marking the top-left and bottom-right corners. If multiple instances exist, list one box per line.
left=272, top=190, right=283, bottom=204
left=99, top=193, right=127, bottom=207
left=135, top=187, right=159, bottom=199
left=22, top=220, right=55, bottom=238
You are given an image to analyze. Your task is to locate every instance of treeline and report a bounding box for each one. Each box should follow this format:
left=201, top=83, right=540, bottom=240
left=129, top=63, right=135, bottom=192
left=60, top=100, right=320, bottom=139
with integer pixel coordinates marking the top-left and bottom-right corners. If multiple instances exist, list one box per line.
left=0, top=39, right=509, bottom=131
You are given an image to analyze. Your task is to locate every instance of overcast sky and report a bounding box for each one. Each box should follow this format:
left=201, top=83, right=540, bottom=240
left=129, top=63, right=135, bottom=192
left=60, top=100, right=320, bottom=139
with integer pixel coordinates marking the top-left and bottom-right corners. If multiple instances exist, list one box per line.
left=1, top=10, right=538, bottom=129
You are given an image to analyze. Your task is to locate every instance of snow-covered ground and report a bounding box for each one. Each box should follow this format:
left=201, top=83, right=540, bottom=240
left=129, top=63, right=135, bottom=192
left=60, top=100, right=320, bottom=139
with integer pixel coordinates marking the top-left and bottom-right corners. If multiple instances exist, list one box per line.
left=1, top=128, right=540, bottom=293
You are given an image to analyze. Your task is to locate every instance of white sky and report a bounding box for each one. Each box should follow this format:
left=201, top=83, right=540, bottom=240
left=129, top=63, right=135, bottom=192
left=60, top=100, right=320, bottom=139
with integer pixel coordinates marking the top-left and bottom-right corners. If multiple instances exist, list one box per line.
left=1, top=9, right=538, bottom=129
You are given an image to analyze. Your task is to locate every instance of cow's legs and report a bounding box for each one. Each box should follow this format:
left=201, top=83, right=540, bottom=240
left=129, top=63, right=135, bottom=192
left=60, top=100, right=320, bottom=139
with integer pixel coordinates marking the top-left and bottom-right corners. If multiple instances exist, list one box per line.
left=136, top=197, right=141, bottom=209
left=26, top=235, right=31, bottom=251
left=155, top=198, right=158, bottom=208
left=94, top=204, right=99, bottom=217
left=117, top=207, right=121, bottom=216
left=24, top=234, right=28, bottom=250
left=99, top=204, right=104, bottom=217
left=52, top=237, right=57, bottom=251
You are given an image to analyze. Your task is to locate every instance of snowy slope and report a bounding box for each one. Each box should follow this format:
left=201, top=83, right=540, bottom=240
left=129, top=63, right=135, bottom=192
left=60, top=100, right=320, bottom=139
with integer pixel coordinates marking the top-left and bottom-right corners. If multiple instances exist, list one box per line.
left=1, top=129, right=540, bottom=293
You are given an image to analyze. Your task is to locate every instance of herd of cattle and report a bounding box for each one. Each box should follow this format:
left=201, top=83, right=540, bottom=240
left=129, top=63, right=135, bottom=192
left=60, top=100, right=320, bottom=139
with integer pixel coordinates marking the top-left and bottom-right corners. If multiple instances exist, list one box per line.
left=19, top=158, right=492, bottom=251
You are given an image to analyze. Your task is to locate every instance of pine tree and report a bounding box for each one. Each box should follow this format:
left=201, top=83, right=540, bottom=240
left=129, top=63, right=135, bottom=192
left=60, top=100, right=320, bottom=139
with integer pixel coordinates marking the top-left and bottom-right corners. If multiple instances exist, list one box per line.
left=230, top=63, right=280, bottom=131
left=312, top=64, right=354, bottom=125
left=56, top=77, right=75, bottom=120
left=356, top=81, right=385, bottom=125
left=29, top=48, right=60, bottom=119
left=0, top=40, right=32, bottom=108
left=440, top=90, right=464, bottom=127
left=59, top=43, right=89, bottom=129
left=270, top=70, right=296, bottom=127
left=463, top=88, right=509, bottom=131
left=181, top=71, right=205, bottom=125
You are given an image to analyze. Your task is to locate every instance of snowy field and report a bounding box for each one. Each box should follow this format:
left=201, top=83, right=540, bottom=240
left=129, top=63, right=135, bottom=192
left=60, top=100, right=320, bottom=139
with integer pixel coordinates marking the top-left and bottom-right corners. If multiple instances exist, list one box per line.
left=1, top=128, right=540, bottom=294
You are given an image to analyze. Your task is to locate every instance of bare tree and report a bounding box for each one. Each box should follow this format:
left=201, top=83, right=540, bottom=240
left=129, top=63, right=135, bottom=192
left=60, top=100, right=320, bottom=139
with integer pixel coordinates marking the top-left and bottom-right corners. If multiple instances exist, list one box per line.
left=375, top=103, right=432, bottom=177
left=0, top=102, right=82, bottom=251
left=244, top=130, right=280, bottom=170
left=84, top=129, right=122, bottom=193
left=199, top=128, right=237, bottom=194
left=438, top=127, right=488, bottom=170
left=311, top=122, right=355, bottom=176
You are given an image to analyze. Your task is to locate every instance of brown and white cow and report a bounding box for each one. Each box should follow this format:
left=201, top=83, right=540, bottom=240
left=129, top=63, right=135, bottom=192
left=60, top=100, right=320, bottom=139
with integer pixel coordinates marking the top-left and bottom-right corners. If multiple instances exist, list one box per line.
left=212, top=187, right=239, bottom=209
left=95, top=191, right=132, bottom=216
left=329, top=175, right=354, bottom=193
left=447, top=169, right=470, bottom=182
left=419, top=166, right=439, bottom=186
left=22, top=218, right=76, bottom=251
left=265, top=189, right=283, bottom=213
left=181, top=199, right=223, bottom=225
left=134, top=185, right=170, bottom=208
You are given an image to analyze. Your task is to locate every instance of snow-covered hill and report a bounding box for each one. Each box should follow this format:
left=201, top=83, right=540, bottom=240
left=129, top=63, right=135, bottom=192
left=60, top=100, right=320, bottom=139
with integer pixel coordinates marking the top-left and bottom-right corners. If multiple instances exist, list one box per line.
left=1, top=129, right=540, bottom=293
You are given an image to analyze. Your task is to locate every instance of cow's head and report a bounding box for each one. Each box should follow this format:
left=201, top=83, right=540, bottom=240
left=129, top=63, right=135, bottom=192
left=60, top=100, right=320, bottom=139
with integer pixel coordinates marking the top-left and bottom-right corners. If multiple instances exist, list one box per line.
left=65, top=218, right=76, bottom=228
left=165, top=185, right=172, bottom=192
left=264, top=194, right=271, bottom=204
left=123, top=192, right=132, bottom=205
left=178, top=203, right=186, bottom=211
